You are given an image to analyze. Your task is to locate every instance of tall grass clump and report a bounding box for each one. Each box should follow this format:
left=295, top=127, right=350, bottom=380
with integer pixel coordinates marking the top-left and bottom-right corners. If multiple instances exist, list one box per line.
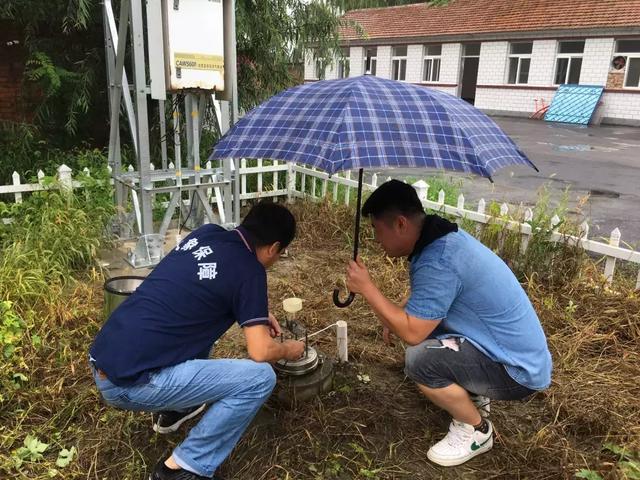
left=515, top=188, right=586, bottom=285
left=459, top=186, right=587, bottom=287
left=0, top=163, right=114, bottom=399
left=0, top=170, right=114, bottom=309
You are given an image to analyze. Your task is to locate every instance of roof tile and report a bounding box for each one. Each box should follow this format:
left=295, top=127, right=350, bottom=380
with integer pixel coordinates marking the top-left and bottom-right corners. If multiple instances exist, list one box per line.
left=341, top=0, right=640, bottom=40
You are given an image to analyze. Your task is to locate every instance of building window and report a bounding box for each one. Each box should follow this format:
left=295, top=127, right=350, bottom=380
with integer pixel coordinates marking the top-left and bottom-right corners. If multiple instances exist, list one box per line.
left=554, top=40, right=584, bottom=85
left=615, top=40, right=640, bottom=88
left=391, top=45, right=407, bottom=81
left=422, top=44, right=442, bottom=82
left=507, top=42, right=532, bottom=84
left=463, top=43, right=481, bottom=57
left=338, top=48, right=350, bottom=79
left=363, top=47, right=377, bottom=75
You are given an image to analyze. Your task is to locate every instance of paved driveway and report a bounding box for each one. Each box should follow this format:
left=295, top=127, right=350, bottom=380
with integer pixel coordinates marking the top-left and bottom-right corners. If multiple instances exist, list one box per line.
left=375, top=117, right=640, bottom=247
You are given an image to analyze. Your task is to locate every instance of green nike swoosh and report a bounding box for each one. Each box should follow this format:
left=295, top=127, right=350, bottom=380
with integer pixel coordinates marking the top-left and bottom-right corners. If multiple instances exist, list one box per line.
left=470, top=437, right=491, bottom=451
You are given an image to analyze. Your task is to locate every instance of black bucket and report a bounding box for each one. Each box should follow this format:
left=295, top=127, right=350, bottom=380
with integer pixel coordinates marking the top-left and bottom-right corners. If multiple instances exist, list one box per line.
left=103, top=275, right=145, bottom=319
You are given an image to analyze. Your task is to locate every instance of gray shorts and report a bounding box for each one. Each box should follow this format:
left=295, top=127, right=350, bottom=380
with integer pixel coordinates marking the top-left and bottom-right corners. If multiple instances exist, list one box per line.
left=404, top=337, right=535, bottom=401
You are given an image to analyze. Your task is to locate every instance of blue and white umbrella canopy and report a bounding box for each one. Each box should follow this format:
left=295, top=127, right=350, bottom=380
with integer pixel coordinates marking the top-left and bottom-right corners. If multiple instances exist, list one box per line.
left=210, top=75, right=538, bottom=308
left=210, top=75, right=537, bottom=179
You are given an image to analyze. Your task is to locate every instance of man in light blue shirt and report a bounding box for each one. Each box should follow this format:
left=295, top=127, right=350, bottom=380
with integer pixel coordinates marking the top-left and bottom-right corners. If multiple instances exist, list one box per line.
left=345, top=180, right=552, bottom=467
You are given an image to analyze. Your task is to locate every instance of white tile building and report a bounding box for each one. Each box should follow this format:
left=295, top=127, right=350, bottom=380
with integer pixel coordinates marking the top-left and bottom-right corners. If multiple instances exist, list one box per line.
left=304, top=1, right=640, bottom=126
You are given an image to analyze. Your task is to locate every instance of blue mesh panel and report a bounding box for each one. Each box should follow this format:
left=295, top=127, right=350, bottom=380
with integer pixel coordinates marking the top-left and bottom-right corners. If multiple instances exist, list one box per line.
left=545, top=84, right=604, bottom=125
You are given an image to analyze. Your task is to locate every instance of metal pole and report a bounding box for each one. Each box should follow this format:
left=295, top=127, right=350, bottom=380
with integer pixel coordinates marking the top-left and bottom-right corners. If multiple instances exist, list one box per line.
left=224, top=0, right=240, bottom=225
left=159, top=100, right=168, bottom=169
left=104, top=0, right=138, bottom=156
left=130, top=0, right=154, bottom=235
left=192, top=93, right=203, bottom=225
left=172, top=93, right=183, bottom=226
left=104, top=0, right=129, bottom=170
left=220, top=101, right=233, bottom=225
left=172, top=93, right=181, bottom=168
left=225, top=0, right=239, bottom=124
left=192, top=94, right=201, bottom=184
left=102, top=3, right=125, bottom=231
left=185, top=94, right=194, bottom=169
left=184, top=94, right=195, bottom=223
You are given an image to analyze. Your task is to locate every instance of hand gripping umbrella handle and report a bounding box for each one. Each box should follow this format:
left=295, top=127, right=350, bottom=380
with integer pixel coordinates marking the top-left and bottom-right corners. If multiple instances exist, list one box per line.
left=332, top=168, right=364, bottom=309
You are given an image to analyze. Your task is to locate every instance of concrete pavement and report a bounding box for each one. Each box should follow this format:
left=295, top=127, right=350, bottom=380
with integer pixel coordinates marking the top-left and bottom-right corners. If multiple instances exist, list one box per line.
left=374, top=117, right=640, bottom=247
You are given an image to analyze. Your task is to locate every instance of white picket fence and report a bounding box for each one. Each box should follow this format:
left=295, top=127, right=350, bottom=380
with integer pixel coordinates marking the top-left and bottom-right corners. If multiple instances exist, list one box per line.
left=2, top=162, right=639, bottom=289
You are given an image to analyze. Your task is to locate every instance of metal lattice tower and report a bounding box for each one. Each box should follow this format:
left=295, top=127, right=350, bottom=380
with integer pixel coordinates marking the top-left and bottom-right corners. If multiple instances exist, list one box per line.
left=102, top=0, right=240, bottom=266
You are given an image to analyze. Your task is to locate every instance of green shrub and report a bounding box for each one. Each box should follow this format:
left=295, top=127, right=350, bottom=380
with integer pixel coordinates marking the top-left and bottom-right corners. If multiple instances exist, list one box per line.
left=0, top=170, right=114, bottom=310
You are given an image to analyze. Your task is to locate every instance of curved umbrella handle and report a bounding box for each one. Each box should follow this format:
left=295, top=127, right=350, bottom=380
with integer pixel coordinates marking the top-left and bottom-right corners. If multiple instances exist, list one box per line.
left=331, top=168, right=364, bottom=310
left=333, top=288, right=355, bottom=308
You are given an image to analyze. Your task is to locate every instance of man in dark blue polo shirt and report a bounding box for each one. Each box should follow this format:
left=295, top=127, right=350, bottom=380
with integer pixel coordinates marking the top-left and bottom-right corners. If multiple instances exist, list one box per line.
left=90, top=202, right=305, bottom=480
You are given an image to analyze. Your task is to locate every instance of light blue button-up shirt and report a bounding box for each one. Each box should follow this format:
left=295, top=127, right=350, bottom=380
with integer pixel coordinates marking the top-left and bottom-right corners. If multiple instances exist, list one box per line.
left=405, top=229, right=552, bottom=390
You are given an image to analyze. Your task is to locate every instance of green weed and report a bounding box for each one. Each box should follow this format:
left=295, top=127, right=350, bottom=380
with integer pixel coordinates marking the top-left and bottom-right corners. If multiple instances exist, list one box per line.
left=576, top=443, right=640, bottom=479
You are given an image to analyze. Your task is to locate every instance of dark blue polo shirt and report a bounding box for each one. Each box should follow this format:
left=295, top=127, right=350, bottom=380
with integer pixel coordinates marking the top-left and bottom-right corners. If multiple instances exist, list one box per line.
left=90, top=224, right=270, bottom=386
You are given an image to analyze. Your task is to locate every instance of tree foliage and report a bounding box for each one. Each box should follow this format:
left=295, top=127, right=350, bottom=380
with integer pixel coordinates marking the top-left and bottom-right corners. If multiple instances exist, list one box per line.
left=236, top=0, right=345, bottom=109
left=0, top=0, right=106, bottom=143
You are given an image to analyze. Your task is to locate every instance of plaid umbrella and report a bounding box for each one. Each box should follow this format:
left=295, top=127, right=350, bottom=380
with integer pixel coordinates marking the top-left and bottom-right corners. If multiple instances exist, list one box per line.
left=211, top=75, right=536, bottom=178
left=210, top=75, right=538, bottom=307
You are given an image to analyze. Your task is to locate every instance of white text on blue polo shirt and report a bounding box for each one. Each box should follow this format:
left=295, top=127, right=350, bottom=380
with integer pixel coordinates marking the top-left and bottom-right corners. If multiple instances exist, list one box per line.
left=198, top=262, right=218, bottom=279
left=192, top=245, right=213, bottom=260
left=181, top=238, right=199, bottom=250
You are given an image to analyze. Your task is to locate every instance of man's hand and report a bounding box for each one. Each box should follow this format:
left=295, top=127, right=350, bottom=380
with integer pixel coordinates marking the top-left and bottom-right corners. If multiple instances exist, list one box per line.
left=346, top=256, right=374, bottom=296
left=283, top=340, right=305, bottom=360
left=245, top=325, right=305, bottom=363
left=267, top=312, right=282, bottom=338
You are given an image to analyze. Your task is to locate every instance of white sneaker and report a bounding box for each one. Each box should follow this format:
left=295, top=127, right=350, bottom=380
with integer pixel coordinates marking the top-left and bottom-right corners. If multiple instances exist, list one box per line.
left=470, top=394, right=491, bottom=418
left=427, top=419, right=493, bottom=467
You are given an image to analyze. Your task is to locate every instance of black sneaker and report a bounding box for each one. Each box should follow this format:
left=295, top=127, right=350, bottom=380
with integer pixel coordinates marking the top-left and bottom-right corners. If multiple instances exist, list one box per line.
left=149, top=460, right=224, bottom=480
left=152, top=404, right=207, bottom=434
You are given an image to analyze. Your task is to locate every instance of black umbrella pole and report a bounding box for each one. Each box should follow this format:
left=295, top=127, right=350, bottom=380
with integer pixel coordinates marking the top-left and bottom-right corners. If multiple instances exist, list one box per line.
left=333, top=168, right=364, bottom=308
left=352, top=168, right=364, bottom=261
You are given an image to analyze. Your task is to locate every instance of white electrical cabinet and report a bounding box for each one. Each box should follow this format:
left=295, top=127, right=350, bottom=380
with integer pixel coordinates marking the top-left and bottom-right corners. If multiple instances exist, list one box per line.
left=163, top=0, right=225, bottom=92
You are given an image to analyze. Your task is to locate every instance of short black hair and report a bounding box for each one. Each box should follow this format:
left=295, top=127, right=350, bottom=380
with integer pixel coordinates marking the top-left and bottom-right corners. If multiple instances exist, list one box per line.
left=241, top=201, right=296, bottom=249
left=361, top=179, right=424, bottom=219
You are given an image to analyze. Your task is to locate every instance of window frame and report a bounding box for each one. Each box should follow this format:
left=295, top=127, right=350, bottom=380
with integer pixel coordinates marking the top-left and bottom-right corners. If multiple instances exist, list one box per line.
left=462, top=43, right=481, bottom=58
left=422, top=44, right=442, bottom=83
left=614, top=40, right=640, bottom=89
left=554, top=40, right=585, bottom=85
left=391, top=45, right=408, bottom=81
left=507, top=42, right=533, bottom=85
left=363, top=47, right=377, bottom=76
left=624, top=57, right=640, bottom=88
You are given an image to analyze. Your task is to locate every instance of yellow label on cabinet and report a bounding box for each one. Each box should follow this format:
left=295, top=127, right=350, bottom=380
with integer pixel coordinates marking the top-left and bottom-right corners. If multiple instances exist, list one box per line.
left=174, top=53, right=224, bottom=73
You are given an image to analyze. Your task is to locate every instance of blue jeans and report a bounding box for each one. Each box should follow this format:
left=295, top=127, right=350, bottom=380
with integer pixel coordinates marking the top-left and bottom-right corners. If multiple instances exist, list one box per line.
left=91, top=359, right=276, bottom=477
